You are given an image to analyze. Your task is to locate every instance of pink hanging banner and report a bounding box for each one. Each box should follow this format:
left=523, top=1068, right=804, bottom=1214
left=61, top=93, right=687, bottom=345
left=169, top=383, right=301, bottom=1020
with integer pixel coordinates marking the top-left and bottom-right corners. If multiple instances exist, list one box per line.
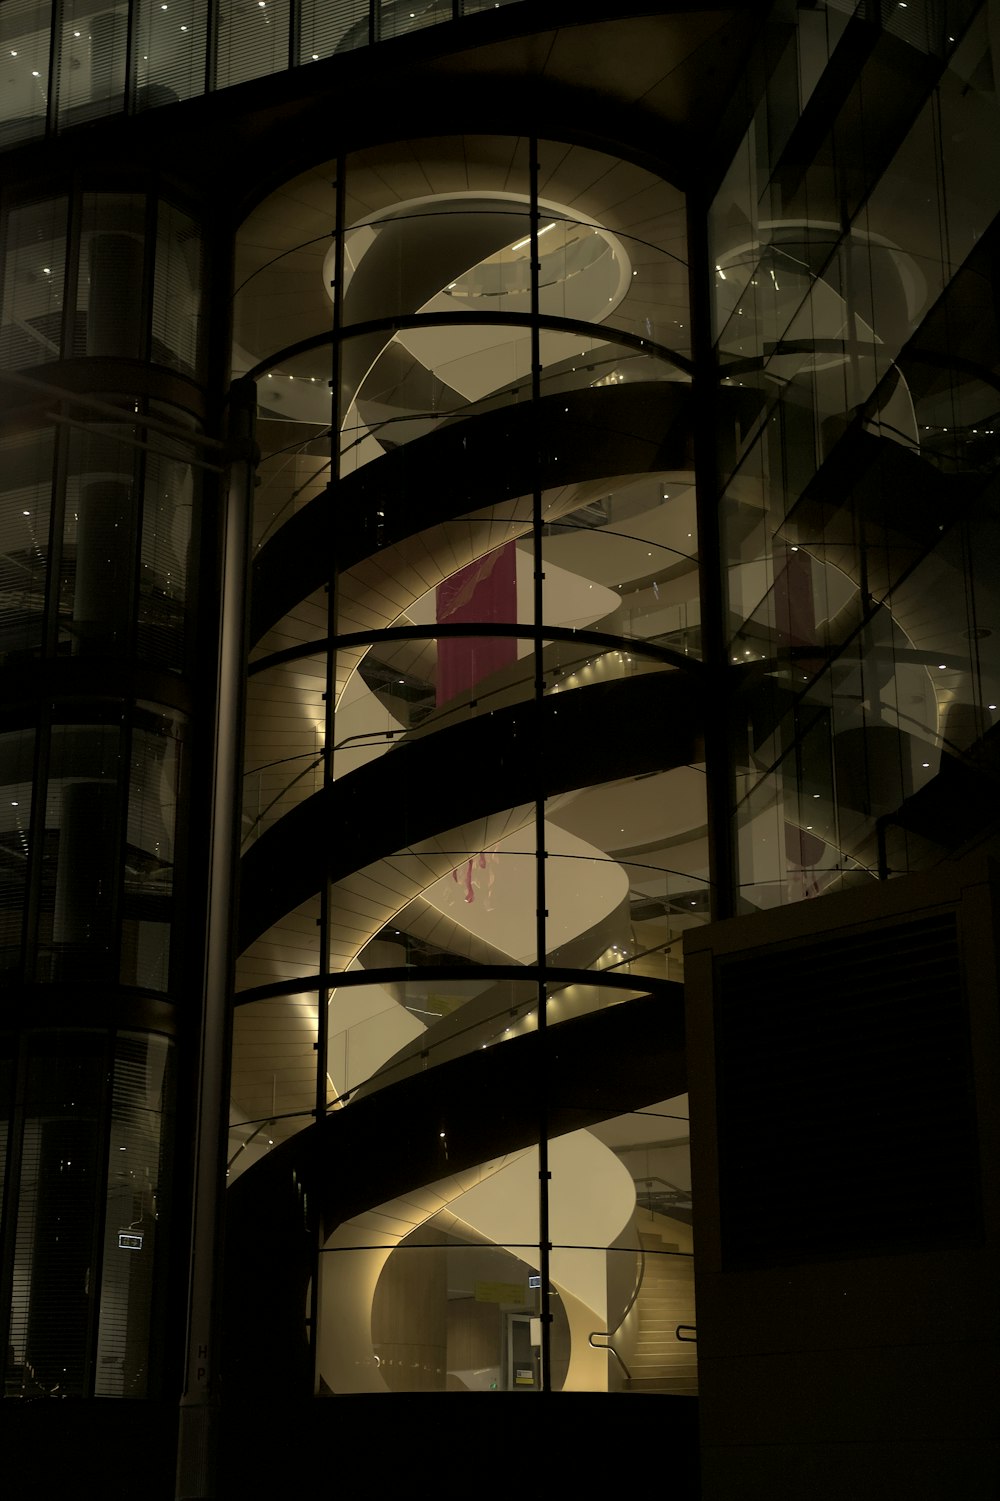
left=436, top=542, right=518, bottom=706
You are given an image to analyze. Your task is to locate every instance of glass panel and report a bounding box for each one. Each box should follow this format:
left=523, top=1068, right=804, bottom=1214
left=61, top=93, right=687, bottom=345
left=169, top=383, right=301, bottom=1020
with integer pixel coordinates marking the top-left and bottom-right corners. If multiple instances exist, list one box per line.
left=74, top=193, right=148, bottom=361
left=58, top=2, right=129, bottom=127
left=572, top=1100, right=696, bottom=1392
left=134, top=0, right=207, bottom=108
left=461, top=0, right=521, bottom=11
left=95, top=1032, right=174, bottom=1397
left=243, top=652, right=326, bottom=848
left=5, top=1034, right=105, bottom=1398
left=339, top=326, right=682, bottom=478
left=317, top=1148, right=548, bottom=1393
left=229, top=989, right=319, bottom=1172
left=534, top=217, right=689, bottom=359
left=121, top=707, right=182, bottom=991
left=545, top=768, right=709, bottom=981
left=317, top=1106, right=693, bottom=1395
left=37, top=721, right=123, bottom=983
left=339, top=199, right=530, bottom=332
left=0, top=0, right=51, bottom=147
left=138, top=436, right=193, bottom=671
left=0, top=196, right=68, bottom=370
left=235, top=890, right=321, bottom=996
left=233, top=171, right=337, bottom=383
left=0, top=727, right=34, bottom=972
left=377, top=0, right=451, bottom=43
left=252, top=349, right=332, bottom=551
left=299, top=0, right=370, bottom=58
left=0, top=424, right=54, bottom=666
left=216, top=0, right=290, bottom=90
left=61, top=423, right=140, bottom=656
left=152, top=201, right=204, bottom=375
left=542, top=473, right=699, bottom=657
left=327, top=976, right=529, bottom=1102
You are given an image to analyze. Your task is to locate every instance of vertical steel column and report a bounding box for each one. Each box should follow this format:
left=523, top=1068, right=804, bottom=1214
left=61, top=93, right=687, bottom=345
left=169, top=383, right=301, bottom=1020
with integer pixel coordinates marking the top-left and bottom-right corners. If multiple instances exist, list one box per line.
left=175, top=378, right=257, bottom=1501
left=529, top=137, right=552, bottom=1392
left=310, top=160, right=344, bottom=1394
left=688, top=193, right=737, bottom=922
left=46, top=0, right=64, bottom=137
left=205, top=0, right=219, bottom=93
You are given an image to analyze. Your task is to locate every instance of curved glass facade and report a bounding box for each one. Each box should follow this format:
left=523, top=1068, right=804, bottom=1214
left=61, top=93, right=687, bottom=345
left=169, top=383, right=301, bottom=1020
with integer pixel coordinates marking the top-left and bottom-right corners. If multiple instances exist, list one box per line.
left=230, top=135, right=701, bottom=1391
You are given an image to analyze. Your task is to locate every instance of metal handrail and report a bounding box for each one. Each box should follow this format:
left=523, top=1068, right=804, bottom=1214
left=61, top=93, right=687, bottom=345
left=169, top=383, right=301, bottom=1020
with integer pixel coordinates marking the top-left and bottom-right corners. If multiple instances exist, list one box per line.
left=588, top=1240, right=645, bottom=1382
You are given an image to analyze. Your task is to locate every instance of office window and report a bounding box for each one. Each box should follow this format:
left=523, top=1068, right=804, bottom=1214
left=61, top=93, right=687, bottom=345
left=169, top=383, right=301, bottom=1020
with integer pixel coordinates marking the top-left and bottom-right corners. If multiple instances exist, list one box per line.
left=217, top=0, right=290, bottom=89
left=95, top=1032, right=175, bottom=1397
left=134, top=0, right=207, bottom=108
left=0, top=196, right=68, bottom=370
left=0, top=425, right=54, bottom=666
left=58, top=2, right=129, bottom=127
left=0, top=728, right=34, bottom=972
left=0, top=0, right=51, bottom=147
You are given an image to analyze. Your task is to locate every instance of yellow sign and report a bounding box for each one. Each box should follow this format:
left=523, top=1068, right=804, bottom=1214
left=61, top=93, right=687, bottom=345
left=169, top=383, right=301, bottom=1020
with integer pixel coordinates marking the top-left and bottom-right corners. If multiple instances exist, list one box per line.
left=474, top=1281, right=526, bottom=1304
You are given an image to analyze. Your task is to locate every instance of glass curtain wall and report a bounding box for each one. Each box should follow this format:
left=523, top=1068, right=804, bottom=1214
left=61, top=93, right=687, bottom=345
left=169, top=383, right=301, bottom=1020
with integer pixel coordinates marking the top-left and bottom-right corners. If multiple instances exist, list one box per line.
left=0, top=182, right=207, bottom=1399
left=231, top=134, right=703, bottom=1392
left=708, top=1, right=1000, bottom=911
left=0, top=0, right=527, bottom=150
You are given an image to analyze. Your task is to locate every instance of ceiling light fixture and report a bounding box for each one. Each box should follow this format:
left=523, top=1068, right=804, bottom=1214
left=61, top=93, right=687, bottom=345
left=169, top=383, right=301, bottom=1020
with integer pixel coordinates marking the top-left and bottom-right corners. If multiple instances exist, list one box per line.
left=510, top=222, right=555, bottom=252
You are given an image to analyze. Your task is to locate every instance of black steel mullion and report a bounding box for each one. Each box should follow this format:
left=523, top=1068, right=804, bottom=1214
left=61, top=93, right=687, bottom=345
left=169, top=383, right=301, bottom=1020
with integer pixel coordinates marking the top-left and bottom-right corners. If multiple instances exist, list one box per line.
left=688, top=190, right=737, bottom=922
left=46, top=0, right=64, bottom=137
left=205, top=0, right=219, bottom=93
left=529, top=134, right=552, bottom=1397
left=310, top=159, right=343, bottom=1396
left=60, top=185, right=80, bottom=361
left=124, top=0, right=138, bottom=114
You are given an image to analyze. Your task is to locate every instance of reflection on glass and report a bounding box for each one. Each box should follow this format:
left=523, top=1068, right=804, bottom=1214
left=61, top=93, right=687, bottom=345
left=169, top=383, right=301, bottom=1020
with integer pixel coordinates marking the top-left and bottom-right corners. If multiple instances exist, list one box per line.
left=229, top=989, right=321, bottom=1179
left=58, top=2, right=129, bottom=125
left=39, top=722, right=122, bottom=983
left=94, top=1032, right=174, bottom=1397
left=0, top=425, right=54, bottom=664
left=318, top=1111, right=695, bottom=1393
left=0, top=197, right=68, bottom=370
left=134, top=0, right=206, bottom=108
left=0, top=727, right=34, bottom=972
left=152, top=202, right=203, bottom=374
left=216, top=0, right=290, bottom=89
left=62, top=424, right=139, bottom=656
left=0, top=0, right=51, bottom=146
left=121, top=707, right=183, bottom=991
left=6, top=1035, right=104, bottom=1398
left=299, top=0, right=370, bottom=59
